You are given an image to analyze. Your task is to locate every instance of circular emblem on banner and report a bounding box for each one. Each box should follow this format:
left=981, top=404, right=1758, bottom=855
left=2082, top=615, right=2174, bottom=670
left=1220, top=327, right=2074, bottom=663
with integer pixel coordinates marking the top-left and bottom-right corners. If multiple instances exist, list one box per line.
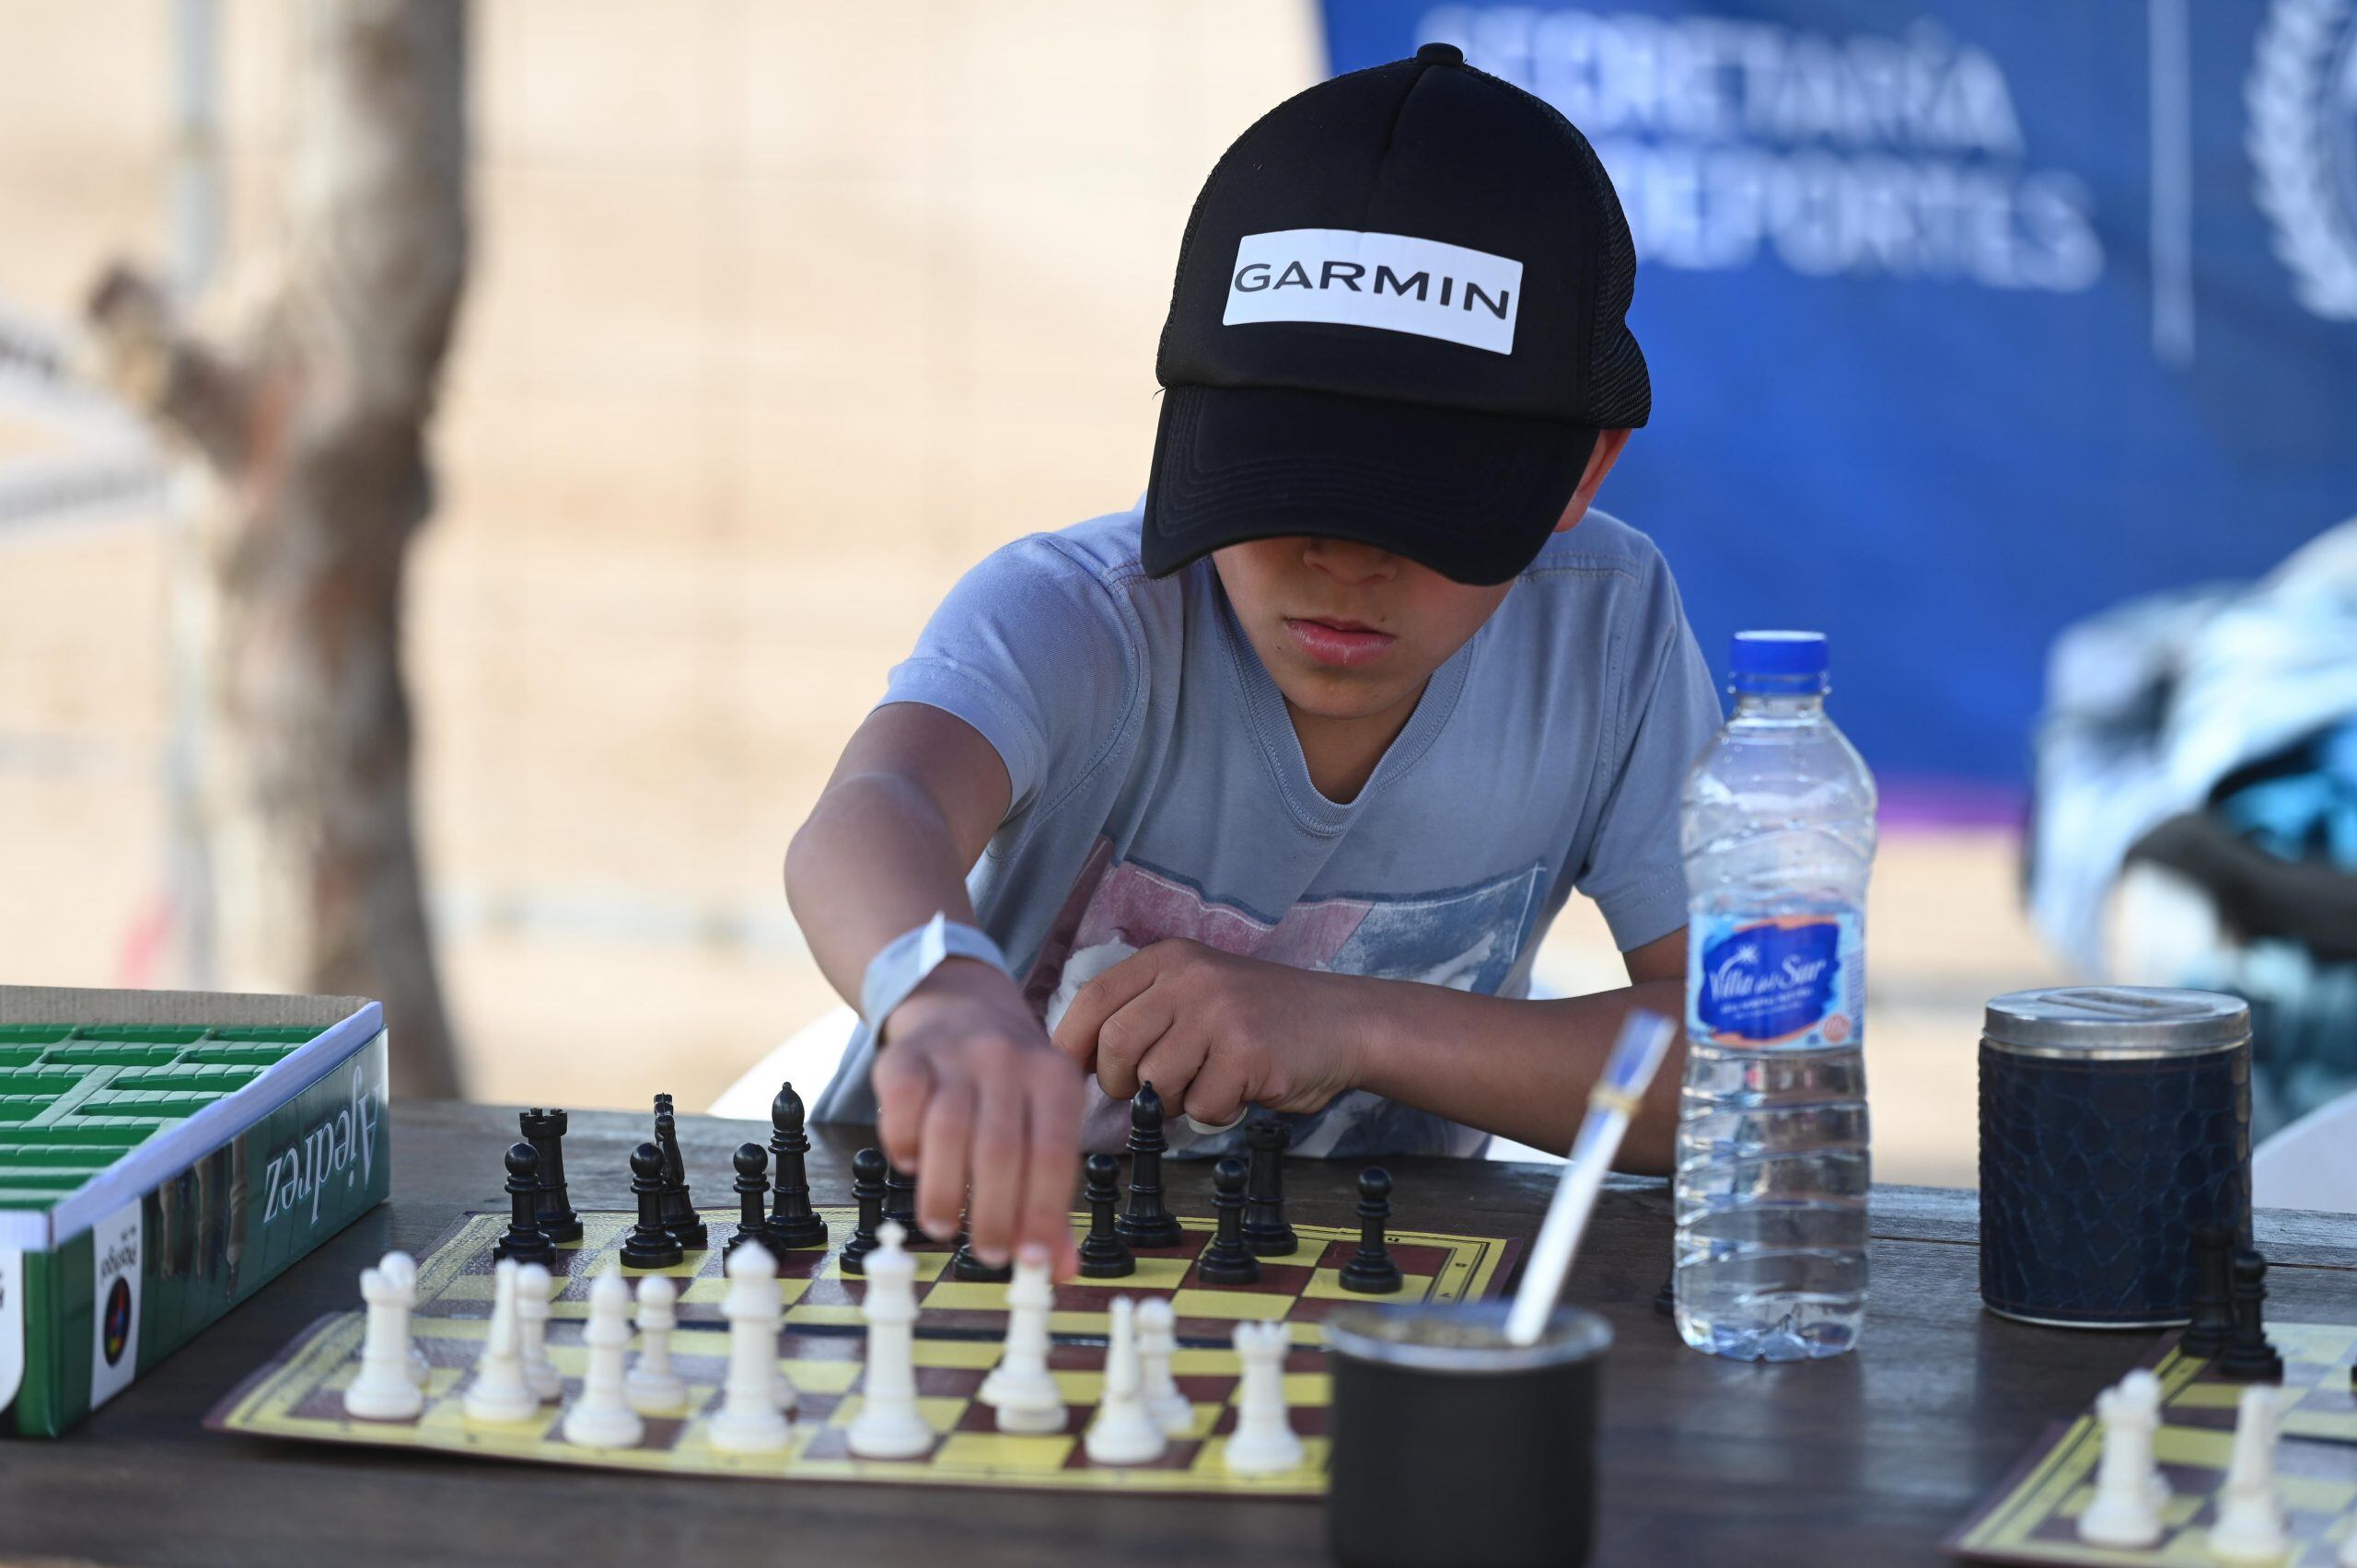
left=2249, top=0, right=2357, bottom=318
left=100, top=1276, right=132, bottom=1366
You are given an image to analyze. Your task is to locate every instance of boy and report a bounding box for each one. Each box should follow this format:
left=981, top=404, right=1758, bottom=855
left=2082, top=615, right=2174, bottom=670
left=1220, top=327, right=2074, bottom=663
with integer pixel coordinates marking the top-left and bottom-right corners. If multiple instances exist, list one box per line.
left=788, top=45, right=1720, bottom=1278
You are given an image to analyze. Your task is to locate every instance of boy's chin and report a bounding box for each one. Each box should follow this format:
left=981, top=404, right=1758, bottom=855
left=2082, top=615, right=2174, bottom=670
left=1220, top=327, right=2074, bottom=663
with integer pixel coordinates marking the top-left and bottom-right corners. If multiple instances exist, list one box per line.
left=1267, top=665, right=1424, bottom=722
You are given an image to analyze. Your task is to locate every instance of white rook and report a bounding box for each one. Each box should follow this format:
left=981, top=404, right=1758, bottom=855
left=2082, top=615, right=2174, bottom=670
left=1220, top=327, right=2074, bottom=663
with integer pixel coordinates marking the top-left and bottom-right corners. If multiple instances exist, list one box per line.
left=343, top=1259, right=424, bottom=1421
left=1223, top=1319, right=1303, bottom=1476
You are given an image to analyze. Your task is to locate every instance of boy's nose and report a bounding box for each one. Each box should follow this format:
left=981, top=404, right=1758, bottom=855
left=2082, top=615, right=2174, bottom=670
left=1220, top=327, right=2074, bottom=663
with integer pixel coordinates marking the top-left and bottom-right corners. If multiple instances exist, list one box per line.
left=1300, top=535, right=1399, bottom=587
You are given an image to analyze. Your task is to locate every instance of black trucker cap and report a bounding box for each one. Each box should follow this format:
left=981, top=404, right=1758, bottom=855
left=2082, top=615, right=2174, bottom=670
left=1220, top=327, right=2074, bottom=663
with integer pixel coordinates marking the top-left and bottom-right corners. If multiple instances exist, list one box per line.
left=1142, top=42, right=1648, bottom=587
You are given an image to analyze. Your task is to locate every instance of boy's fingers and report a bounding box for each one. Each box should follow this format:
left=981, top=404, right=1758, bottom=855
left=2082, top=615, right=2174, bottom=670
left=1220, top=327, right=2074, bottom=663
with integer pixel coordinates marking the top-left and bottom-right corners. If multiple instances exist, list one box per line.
left=1091, top=991, right=1178, bottom=1101
left=1017, top=1059, right=1085, bottom=1276
left=964, top=1081, right=1028, bottom=1265
left=1180, top=1048, right=1251, bottom=1129
left=914, top=1078, right=976, bottom=1243
left=872, top=1049, right=934, bottom=1171
left=1048, top=949, right=1160, bottom=1063
left=1127, top=1030, right=1209, bottom=1118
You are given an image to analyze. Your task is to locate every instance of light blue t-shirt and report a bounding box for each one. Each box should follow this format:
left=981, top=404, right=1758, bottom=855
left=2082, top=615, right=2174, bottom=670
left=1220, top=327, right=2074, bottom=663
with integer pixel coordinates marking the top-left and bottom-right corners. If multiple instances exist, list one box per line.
left=812, top=500, right=1723, bottom=1158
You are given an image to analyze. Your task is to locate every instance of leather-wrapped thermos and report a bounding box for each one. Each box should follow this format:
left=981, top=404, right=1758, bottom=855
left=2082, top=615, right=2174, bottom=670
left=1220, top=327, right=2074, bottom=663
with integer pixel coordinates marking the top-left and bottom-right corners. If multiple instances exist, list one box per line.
left=1979, top=986, right=2251, bottom=1328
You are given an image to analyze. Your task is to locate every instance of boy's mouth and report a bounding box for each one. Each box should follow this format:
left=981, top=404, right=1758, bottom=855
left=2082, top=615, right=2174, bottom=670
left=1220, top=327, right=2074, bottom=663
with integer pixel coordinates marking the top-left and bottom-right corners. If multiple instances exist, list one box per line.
left=1283, top=616, right=1398, bottom=668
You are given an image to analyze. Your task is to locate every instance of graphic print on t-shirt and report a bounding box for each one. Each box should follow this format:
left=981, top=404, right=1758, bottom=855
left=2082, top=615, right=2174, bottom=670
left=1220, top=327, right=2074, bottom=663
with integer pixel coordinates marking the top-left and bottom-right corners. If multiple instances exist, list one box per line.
left=1023, top=839, right=1547, bottom=1157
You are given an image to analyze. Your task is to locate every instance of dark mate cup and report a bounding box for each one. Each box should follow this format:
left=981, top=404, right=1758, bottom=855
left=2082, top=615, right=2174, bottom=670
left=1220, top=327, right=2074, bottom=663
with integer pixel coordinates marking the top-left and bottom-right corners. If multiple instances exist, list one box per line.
left=1326, top=1302, right=1610, bottom=1568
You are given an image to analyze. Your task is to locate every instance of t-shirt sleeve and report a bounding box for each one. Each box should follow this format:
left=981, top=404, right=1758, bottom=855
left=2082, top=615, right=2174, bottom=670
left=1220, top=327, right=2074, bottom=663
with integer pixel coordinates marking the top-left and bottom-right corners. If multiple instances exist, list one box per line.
left=1574, top=553, right=1724, bottom=951
left=877, top=535, right=1137, bottom=818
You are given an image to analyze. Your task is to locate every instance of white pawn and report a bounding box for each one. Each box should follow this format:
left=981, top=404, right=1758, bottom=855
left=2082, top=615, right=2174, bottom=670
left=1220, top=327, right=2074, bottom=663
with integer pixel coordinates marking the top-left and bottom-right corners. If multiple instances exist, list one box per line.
left=377, top=1251, right=432, bottom=1388
left=344, top=1260, right=424, bottom=1420
left=707, top=1240, right=792, bottom=1454
left=1137, top=1299, right=1191, bottom=1437
left=461, top=1259, right=539, bottom=1424
left=514, top=1261, right=561, bottom=1402
left=1223, top=1319, right=1304, bottom=1476
left=2208, top=1385, right=2290, bottom=1564
left=980, top=1257, right=1064, bottom=1434
left=562, top=1274, right=644, bottom=1449
left=624, top=1274, right=689, bottom=1416
left=1084, top=1297, right=1167, bottom=1466
left=2078, top=1370, right=2167, bottom=1547
left=847, top=1221, right=934, bottom=1459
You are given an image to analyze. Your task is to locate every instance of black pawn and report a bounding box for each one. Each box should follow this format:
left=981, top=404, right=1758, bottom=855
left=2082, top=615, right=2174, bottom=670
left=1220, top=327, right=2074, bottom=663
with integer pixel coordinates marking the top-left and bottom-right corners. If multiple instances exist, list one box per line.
left=952, top=1215, right=1015, bottom=1283
left=2180, top=1225, right=2235, bottom=1358
left=517, top=1107, right=582, bottom=1243
left=1340, top=1167, right=1404, bottom=1295
left=493, top=1142, right=555, bottom=1265
left=1078, top=1153, right=1134, bottom=1278
left=1115, top=1083, right=1185, bottom=1249
left=763, top=1082, right=828, bottom=1251
left=842, top=1146, right=887, bottom=1276
left=2215, top=1249, right=2285, bottom=1381
left=1194, top=1157, right=1260, bottom=1285
left=1241, top=1116, right=1297, bottom=1257
left=653, top=1105, right=708, bottom=1250
left=883, top=1156, right=919, bottom=1233
left=619, top=1143, right=683, bottom=1269
left=724, top=1143, right=771, bottom=1260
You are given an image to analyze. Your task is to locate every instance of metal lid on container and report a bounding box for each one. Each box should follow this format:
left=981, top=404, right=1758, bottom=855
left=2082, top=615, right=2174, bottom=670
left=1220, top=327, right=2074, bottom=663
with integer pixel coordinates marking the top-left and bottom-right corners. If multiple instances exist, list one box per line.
left=1982, top=986, right=2249, bottom=1061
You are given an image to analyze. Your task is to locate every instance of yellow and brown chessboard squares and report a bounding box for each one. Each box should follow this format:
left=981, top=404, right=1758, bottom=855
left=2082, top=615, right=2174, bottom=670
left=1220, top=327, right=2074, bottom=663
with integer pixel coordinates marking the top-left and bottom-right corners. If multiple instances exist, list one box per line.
left=1946, top=1407, right=2357, bottom=1566
left=2147, top=1322, right=2357, bottom=1447
left=408, top=1208, right=1514, bottom=1346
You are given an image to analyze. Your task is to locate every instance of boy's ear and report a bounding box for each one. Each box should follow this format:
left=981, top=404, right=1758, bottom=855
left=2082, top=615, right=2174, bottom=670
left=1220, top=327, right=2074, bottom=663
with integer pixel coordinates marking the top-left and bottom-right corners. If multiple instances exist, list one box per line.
left=1551, top=427, right=1633, bottom=534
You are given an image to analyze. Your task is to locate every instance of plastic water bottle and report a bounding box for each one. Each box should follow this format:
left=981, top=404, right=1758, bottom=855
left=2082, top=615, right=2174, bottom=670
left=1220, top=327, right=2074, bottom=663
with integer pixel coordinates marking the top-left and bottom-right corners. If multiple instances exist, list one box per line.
left=1674, top=631, right=1876, bottom=1361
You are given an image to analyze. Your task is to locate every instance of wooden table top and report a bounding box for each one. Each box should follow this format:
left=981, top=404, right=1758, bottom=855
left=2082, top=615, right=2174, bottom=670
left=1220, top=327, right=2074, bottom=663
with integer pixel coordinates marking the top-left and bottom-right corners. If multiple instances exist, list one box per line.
left=3, top=1100, right=2351, bottom=1567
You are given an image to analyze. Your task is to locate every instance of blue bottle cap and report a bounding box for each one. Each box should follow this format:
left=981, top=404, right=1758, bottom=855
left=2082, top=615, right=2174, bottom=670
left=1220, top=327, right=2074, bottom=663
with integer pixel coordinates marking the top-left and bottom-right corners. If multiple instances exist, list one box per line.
left=1729, top=630, right=1829, bottom=694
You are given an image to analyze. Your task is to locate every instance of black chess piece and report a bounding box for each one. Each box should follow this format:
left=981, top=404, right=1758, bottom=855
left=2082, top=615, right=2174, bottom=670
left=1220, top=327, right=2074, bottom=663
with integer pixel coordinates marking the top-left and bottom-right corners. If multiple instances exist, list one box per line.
left=2215, top=1249, right=2285, bottom=1381
left=1194, top=1156, right=1260, bottom=1285
left=1114, top=1083, right=1185, bottom=1249
left=1339, top=1167, right=1404, bottom=1295
left=1078, top=1152, right=1134, bottom=1278
left=619, top=1143, right=684, bottom=1269
left=517, top=1107, right=582, bottom=1243
left=762, top=1082, right=828, bottom=1251
left=952, top=1212, right=1015, bottom=1283
left=493, top=1142, right=556, bottom=1265
left=2180, top=1224, right=2236, bottom=1358
left=1241, top=1115, right=1297, bottom=1257
left=652, top=1105, right=708, bottom=1250
left=842, top=1146, right=887, bottom=1276
left=724, top=1143, right=771, bottom=1260
left=883, top=1156, right=919, bottom=1233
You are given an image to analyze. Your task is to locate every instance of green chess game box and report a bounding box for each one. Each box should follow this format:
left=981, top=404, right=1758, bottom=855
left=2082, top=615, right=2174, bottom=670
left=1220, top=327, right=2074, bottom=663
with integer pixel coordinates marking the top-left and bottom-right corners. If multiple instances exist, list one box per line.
left=0, top=984, right=389, bottom=1436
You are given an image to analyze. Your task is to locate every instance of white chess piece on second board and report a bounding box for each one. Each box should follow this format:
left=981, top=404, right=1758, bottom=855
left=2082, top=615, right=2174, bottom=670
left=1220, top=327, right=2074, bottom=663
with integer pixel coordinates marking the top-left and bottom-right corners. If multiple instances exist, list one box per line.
left=625, top=1274, right=689, bottom=1416
left=2076, top=1369, right=2167, bottom=1547
left=2208, top=1384, right=2290, bottom=1564
left=847, top=1221, right=935, bottom=1458
left=1222, top=1319, right=1304, bottom=1476
left=562, top=1274, right=644, bottom=1449
left=707, top=1240, right=792, bottom=1454
left=343, top=1256, right=424, bottom=1420
left=461, top=1259, right=539, bottom=1424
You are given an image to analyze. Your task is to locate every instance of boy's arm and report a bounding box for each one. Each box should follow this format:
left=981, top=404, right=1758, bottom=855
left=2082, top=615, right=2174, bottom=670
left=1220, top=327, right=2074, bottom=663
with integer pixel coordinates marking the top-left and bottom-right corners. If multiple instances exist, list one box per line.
left=1049, top=930, right=1688, bottom=1172
left=784, top=703, right=1085, bottom=1273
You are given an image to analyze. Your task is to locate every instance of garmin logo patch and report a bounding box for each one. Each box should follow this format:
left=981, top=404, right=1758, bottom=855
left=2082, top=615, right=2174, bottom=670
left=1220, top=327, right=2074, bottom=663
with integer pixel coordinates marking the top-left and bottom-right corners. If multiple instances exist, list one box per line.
left=1223, top=229, right=1524, bottom=354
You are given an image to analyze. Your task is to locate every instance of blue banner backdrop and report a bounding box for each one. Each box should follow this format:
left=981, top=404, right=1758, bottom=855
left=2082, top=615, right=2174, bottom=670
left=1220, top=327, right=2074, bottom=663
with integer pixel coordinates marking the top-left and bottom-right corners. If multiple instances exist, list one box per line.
left=1319, top=1, right=2357, bottom=790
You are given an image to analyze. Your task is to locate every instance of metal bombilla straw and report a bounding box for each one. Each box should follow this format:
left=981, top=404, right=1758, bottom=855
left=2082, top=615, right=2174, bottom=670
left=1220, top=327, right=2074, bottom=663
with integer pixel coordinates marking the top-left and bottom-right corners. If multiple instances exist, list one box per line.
left=1504, top=1010, right=1678, bottom=1346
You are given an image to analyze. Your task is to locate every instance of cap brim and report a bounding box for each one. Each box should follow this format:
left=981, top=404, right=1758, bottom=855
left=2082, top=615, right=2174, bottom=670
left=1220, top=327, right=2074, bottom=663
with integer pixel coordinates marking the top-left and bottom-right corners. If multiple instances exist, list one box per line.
left=1143, top=384, right=1597, bottom=587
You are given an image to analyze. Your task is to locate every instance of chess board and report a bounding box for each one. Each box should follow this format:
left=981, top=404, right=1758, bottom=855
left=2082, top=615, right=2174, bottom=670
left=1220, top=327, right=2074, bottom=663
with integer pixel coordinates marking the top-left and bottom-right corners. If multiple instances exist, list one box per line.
left=208, top=1204, right=1522, bottom=1497
left=1946, top=1324, right=2357, bottom=1564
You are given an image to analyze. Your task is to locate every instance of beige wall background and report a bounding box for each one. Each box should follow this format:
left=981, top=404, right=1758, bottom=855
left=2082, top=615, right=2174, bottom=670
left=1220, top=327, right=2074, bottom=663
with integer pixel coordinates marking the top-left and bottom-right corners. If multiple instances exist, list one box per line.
left=0, top=1, right=2060, bottom=1186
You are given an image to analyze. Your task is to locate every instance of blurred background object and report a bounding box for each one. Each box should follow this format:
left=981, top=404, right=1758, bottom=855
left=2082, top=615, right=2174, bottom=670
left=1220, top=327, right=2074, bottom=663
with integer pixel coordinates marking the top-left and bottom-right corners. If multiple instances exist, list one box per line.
left=7, top=0, right=2355, bottom=1189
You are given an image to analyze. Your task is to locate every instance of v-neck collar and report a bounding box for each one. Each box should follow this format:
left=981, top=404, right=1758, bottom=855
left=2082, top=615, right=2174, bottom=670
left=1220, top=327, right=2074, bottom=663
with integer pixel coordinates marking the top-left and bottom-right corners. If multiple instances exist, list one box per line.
left=1207, top=571, right=1480, bottom=838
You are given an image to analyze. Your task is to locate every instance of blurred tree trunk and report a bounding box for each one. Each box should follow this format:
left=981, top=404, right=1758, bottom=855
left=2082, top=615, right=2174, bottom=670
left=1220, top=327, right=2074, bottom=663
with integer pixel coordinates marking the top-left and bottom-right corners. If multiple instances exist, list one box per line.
left=86, top=0, right=469, bottom=1098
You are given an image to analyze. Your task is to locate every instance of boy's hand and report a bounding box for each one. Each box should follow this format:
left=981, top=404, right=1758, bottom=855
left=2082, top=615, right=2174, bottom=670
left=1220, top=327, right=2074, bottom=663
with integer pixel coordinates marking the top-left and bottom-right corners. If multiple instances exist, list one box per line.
left=1049, top=940, right=1365, bottom=1126
left=871, top=960, right=1085, bottom=1278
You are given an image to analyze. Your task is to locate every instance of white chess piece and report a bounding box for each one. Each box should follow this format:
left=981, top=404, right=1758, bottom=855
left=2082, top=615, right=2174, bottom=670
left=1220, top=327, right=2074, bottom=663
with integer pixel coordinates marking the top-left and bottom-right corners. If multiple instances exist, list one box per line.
left=377, top=1250, right=432, bottom=1388
left=624, top=1274, right=689, bottom=1416
left=460, top=1259, right=539, bottom=1424
left=1136, top=1298, right=1191, bottom=1437
left=1222, top=1319, right=1304, bottom=1476
left=1084, top=1296, right=1167, bottom=1466
left=562, top=1274, right=644, bottom=1448
left=2077, top=1370, right=2167, bottom=1546
left=2208, top=1385, right=2290, bottom=1564
left=707, top=1240, right=792, bottom=1453
left=979, top=1257, right=1064, bottom=1434
left=344, top=1260, right=424, bottom=1420
left=847, top=1221, right=935, bottom=1458
left=514, top=1261, right=561, bottom=1402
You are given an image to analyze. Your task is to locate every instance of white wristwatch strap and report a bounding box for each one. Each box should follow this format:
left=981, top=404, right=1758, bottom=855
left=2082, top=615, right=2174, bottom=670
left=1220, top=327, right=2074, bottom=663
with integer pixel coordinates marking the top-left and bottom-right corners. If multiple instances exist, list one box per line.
left=859, top=912, right=1013, bottom=1038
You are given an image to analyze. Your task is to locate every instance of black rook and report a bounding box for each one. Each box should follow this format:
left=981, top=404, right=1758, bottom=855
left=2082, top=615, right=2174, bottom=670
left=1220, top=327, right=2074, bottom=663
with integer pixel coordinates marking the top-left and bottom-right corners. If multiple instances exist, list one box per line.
left=517, top=1107, right=581, bottom=1243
